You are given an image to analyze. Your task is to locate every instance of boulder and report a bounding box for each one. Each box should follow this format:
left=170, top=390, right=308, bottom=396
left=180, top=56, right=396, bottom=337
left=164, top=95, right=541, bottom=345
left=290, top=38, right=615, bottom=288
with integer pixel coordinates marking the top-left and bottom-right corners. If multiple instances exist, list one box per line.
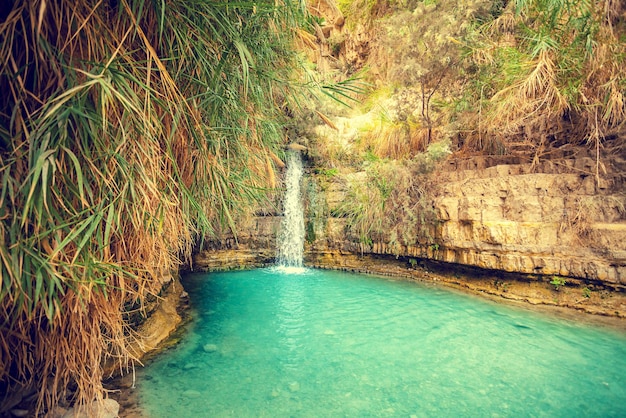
left=62, top=399, right=119, bottom=418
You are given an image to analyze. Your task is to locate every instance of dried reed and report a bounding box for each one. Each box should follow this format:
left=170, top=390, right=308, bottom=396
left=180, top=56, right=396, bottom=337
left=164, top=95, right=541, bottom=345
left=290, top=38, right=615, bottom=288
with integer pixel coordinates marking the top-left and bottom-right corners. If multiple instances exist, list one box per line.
left=0, top=0, right=309, bottom=414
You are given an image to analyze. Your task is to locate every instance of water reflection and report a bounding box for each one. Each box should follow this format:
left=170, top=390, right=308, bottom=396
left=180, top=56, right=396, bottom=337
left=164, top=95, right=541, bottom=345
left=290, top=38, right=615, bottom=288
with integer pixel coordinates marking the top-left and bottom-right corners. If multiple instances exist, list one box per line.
left=274, top=272, right=307, bottom=372
left=140, top=269, right=626, bottom=418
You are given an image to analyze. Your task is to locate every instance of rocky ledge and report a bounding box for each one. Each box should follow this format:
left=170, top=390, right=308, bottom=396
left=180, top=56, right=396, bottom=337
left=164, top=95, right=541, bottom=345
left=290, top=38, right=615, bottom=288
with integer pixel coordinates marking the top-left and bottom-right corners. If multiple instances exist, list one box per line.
left=310, top=154, right=626, bottom=285
left=192, top=155, right=626, bottom=319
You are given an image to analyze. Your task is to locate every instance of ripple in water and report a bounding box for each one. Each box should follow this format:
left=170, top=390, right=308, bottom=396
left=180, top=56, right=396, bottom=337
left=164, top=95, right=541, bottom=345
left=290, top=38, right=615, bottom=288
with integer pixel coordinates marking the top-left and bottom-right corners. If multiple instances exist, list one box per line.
left=138, top=268, right=626, bottom=417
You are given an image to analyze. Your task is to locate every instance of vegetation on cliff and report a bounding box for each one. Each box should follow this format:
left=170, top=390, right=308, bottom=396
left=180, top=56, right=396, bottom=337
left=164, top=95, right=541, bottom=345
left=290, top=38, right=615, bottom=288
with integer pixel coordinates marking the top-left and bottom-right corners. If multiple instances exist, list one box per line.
left=0, top=0, right=314, bottom=413
left=458, top=0, right=626, bottom=158
left=306, top=0, right=625, bottom=252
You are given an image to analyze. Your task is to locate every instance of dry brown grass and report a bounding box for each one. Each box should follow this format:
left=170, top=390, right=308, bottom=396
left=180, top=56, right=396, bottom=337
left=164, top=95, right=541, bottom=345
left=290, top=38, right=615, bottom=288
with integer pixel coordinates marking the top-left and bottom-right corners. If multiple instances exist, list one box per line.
left=359, top=119, right=432, bottom=159
left=486, top=51, right=568, bottom=135
left=0, top=0, right=302, bottom=414
left=459, top=0, right=626, bottom=157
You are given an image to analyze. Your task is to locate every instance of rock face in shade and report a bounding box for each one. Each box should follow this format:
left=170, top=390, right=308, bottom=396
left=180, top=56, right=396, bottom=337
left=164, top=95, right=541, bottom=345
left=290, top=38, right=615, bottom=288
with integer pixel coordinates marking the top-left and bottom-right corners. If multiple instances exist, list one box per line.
left=194, top=155, right=626, bottom=286
left=102, top=276, right=188, bottom=379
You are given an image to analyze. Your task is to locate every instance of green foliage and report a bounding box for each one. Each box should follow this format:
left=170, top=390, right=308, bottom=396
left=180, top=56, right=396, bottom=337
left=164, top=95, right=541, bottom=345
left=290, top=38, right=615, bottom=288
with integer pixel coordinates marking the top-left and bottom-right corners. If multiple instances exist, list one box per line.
left=550, top=276, right=567, bottom=290
left=425, top=139, right=452, bottom=161
left=412, top=138, right=452, bottom=173
left=364, top=150, right=381, bottom=162
left=336, top=173, right=385, bottom=244
left=381, top=6, right=459, bottom=87
left=306, top=220, right=316, bottom=243
left=315, top=168, right=340, bottom=177
left=459, top=0, right=626, bottom=151
left=0, top=0, right=311, bottom=413
left=336, top=141, right=447, bottom=253
left=303, top=175, right=328, bottom=244
left=357, top=1, right=476, bottom=154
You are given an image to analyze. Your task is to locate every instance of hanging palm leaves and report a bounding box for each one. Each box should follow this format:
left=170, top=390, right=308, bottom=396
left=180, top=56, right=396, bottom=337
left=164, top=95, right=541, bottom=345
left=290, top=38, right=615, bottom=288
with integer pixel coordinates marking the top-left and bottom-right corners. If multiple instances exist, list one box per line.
left=460, top=0, right=626, bottom=153
left=0, top=0, right=309, bottom=414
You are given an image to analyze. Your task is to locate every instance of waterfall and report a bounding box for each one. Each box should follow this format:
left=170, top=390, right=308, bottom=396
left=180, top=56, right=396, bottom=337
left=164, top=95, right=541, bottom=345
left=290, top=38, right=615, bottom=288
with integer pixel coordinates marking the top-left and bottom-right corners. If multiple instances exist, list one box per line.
left=277, top=150, right=305, bottom=268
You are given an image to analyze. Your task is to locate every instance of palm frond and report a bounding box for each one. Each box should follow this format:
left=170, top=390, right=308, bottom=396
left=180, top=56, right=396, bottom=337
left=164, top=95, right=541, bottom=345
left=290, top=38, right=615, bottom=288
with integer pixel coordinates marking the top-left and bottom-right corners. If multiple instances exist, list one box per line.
left=0, top=0, right=310, bottom=414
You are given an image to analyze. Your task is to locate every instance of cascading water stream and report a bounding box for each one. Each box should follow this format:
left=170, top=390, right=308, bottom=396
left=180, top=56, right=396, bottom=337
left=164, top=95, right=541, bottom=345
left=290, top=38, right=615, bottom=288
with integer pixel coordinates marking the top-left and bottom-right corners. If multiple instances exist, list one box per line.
left=277, top=150, right=305, bottom=268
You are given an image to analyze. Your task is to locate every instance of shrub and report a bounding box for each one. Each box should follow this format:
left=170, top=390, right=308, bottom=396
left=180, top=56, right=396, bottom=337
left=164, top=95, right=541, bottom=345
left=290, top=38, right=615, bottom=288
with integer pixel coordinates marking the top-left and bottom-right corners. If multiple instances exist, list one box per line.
left=336, top=139, right=449, bottom=252
left=458, top=0, right=626, bottom=157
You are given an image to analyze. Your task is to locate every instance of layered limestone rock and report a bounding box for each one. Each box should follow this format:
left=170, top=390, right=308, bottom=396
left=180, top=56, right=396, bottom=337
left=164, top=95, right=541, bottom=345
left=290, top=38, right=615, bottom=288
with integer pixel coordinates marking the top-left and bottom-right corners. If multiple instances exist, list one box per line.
left=194, top=155, right=625, bottom=288
left=307, top=156, right=626, bottom=286
left=193, top=217, right=280, bottom=271
left=433, top=158, right=626, bottom=283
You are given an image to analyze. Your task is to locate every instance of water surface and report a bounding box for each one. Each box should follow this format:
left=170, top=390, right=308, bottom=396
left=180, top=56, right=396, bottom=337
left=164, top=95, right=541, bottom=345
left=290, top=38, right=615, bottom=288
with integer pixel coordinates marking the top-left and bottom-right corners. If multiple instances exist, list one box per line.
left=138, top=268, right=626, bottom=417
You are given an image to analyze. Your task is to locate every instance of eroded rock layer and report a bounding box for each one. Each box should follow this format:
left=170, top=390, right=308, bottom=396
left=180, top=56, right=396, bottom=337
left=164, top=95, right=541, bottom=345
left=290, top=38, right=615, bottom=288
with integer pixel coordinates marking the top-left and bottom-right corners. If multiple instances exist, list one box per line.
left=193, top=155, right=626, bottom=315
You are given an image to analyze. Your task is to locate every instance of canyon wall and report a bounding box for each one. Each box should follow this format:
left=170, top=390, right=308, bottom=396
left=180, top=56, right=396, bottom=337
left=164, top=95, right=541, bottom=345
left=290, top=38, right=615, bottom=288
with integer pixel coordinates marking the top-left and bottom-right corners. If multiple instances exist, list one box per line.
left=428, top=156, right=626, bottom=284
left=308, top=155, right=626, bottom=286
left=194, top=157, right=626, bottom=286
left=195, top=155, right=626, bottom=290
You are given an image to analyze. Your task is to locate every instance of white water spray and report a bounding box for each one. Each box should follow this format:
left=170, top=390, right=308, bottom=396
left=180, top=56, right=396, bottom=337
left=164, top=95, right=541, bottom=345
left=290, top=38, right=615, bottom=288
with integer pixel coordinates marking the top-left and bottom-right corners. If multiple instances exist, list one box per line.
left=277, top=150, right=305, bottom=269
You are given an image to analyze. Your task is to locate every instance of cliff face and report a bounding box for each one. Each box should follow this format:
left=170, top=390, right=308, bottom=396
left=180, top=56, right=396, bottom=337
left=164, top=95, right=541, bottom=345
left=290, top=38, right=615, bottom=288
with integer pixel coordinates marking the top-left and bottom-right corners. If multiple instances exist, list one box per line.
left=194, top=153, right=626, bottom=300
left=431, top=157, right=625, bottom=284
left=307, top=154, right=625, bottom=283
left=191, top=157, right=626, bottom=320
left=295, top=0, right=626, bottom=279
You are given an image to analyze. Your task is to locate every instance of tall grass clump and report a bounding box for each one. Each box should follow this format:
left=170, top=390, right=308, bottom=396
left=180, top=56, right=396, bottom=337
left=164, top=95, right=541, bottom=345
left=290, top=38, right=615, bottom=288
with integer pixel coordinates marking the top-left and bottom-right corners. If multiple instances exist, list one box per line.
left=0, top=0, right=309, bottom=414
left=345, top=0, right=490, bottom=159
left=459, top=0, right=626, bottom=156
left=336, top=139, right=450, bottom=253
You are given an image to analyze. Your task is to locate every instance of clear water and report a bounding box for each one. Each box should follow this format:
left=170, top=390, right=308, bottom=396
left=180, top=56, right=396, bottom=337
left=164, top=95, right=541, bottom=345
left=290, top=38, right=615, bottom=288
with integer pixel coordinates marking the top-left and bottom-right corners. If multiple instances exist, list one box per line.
left=138, top=268, right=626, bottom=417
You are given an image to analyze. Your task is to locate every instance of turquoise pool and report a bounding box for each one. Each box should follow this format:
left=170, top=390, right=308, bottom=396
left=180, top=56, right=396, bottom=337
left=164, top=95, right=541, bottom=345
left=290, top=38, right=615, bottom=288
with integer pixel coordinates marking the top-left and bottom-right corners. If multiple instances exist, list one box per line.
left=138, top=268, right=626, bottom=417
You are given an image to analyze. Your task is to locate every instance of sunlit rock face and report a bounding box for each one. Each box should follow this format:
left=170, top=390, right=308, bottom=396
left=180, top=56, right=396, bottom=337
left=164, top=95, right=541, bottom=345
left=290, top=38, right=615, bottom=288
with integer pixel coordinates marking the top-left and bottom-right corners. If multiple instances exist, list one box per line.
left=309, top=156, right=625, bottom=285
left=194, top=155, right=625, bottom=286
left=430, top=160, right=625, bottom=284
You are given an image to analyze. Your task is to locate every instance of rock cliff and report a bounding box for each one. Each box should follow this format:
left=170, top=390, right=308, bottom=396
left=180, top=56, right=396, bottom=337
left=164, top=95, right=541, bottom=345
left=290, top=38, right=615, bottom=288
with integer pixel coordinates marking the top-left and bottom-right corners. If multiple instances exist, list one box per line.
left=309, top=155, right=625, bottom=283
left=197, top=154, right=625, bottom=280
left=431, top=156, right=626, bottom=284
left=194, top=153, right=626, bottom=317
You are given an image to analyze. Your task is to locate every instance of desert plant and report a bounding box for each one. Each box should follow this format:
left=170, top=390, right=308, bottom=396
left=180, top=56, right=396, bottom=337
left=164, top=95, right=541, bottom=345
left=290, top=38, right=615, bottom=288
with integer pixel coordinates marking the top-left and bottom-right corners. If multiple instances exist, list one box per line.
left=550, top=276, right=567, bottom=290
left=336, top=172, right=387, bottom=243
left=377, top=2, right=475, bottom=144
left=336, top=140, right=449, bottom=252
left=459, top=0, right=626, bottom=156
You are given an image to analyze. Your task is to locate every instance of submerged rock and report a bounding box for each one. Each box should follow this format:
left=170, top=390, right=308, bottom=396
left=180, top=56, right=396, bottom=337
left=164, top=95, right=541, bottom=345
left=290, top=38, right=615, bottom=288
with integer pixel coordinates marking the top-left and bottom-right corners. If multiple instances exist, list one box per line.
left=203, top=343, right=218, bottom=353
left=182, top=390, right=202, bottom=398
left=183, top=362, right=199, bottom=370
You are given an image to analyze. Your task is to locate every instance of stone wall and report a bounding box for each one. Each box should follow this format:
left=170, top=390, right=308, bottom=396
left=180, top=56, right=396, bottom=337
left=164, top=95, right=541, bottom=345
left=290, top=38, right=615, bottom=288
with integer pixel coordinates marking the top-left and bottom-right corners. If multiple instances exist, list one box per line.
left=194, top=155, right=626, bottom=287
left=306, top=155, right=626, bottom=286
left=432, top=157, right=626, bottom=283
left=193, top=217, right=281, bottom=271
